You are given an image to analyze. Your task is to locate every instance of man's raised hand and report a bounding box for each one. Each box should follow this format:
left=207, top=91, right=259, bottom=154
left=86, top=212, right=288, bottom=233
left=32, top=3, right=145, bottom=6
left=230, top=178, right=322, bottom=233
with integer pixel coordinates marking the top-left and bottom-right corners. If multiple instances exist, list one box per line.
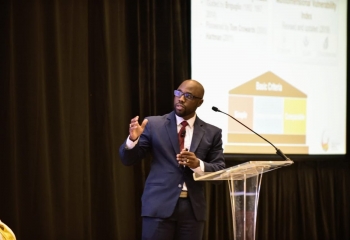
left=128, top=116, right=148, bottom=141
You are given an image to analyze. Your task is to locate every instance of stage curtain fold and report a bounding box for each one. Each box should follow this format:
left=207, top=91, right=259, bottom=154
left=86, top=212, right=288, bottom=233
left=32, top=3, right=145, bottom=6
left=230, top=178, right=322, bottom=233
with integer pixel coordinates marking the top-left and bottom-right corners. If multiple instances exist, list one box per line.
left=0, top=1, right=349, bottom=240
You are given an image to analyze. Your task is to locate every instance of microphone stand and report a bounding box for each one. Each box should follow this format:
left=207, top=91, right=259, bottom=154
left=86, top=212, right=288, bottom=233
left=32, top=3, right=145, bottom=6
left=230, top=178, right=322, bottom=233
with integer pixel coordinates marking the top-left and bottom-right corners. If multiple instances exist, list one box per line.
left=212, top=106, right=291, bottom=160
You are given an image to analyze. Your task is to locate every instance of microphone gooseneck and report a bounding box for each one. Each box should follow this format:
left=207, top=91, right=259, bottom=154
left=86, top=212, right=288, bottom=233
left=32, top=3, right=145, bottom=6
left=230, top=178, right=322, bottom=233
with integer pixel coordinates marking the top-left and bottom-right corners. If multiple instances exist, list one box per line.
left=212, top=106, right=290, bottom=160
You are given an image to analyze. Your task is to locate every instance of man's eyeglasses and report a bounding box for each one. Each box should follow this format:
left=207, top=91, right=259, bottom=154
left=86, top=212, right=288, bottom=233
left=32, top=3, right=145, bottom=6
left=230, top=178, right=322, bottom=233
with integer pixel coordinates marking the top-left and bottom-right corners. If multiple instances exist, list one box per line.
left=174, top=90, right=201, bottom=100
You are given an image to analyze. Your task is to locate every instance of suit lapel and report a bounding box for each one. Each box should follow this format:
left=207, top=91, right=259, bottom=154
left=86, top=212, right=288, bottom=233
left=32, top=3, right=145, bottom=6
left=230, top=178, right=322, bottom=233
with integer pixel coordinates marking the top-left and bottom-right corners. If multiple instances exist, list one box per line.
left=190, top=117, right=205, bottom=152
left=165, top=111, right=179, bottom=154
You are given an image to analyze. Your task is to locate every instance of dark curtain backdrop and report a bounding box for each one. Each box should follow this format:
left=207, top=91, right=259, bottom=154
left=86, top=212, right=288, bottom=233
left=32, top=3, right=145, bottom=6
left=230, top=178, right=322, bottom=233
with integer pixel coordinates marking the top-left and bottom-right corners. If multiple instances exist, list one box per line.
left=0, top=1, right=349, bottom=240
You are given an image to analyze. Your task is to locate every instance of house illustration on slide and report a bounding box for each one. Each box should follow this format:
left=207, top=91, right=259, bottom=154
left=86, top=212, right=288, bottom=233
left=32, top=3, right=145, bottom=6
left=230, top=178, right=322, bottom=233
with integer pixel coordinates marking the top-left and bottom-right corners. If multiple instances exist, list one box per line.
left=225, top=71, right=309, bottom=154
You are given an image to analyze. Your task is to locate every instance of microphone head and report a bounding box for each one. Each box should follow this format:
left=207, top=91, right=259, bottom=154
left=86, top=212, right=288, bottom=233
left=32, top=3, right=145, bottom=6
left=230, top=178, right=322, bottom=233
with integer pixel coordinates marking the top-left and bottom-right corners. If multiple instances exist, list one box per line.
left=212, top=106, right=219, bottom=112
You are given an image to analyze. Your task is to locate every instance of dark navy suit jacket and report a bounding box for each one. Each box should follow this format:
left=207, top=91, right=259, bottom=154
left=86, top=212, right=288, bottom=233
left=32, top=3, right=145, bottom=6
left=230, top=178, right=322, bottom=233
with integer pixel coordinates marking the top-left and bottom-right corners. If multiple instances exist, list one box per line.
left=119, top=111, right=225, bottom=221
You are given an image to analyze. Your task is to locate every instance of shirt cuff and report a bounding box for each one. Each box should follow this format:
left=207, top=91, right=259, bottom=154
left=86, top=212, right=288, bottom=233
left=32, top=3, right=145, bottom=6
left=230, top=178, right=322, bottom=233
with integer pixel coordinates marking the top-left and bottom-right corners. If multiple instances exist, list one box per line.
left=125, top=136, right=139, bottom=149
left=191, top=158, right=205, bottom=174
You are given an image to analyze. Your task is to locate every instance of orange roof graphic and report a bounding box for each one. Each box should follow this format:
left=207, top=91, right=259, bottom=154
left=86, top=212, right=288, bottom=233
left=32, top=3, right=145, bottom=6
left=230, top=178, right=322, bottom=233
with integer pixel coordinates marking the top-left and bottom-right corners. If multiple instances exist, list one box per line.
left=229, top=71, right=307, bottom=98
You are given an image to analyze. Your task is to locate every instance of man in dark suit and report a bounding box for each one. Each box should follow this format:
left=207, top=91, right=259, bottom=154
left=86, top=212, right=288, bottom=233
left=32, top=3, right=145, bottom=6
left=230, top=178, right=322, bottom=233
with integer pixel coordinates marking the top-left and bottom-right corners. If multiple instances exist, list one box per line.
left=119, top=79, right=225, bottom=240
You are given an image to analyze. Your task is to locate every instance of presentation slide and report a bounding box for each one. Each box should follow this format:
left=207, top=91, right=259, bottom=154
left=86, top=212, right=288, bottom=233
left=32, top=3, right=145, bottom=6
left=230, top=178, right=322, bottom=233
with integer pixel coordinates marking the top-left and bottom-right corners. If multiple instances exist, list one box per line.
left=191, top=0, right=347, bottom=155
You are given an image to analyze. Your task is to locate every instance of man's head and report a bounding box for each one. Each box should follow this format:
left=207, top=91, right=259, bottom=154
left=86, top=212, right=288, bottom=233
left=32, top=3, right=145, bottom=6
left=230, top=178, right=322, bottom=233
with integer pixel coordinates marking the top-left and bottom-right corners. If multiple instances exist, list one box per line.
left=174, top=79, right=204, bottom=120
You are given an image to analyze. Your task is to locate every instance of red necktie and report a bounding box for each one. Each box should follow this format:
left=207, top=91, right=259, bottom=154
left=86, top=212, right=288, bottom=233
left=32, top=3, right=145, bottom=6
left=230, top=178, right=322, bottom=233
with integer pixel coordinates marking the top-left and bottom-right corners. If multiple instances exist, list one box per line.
left=178, top=121, right=188, bottom=151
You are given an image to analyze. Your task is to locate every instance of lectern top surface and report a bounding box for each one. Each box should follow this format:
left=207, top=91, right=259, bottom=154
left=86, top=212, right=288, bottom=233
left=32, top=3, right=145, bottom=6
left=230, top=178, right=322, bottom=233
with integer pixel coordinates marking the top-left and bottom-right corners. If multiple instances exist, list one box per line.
left=193, top=160, right=293, bottom=181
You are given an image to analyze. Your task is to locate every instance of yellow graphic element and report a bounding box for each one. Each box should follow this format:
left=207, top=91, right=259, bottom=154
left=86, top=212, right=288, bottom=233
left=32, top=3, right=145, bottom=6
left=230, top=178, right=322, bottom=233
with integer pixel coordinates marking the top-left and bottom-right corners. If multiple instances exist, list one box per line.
left=322, top=142, right=329, bottom=151
left=321, top=130, right=329, bottom=151
left=284, top=99, right=307, bottom=134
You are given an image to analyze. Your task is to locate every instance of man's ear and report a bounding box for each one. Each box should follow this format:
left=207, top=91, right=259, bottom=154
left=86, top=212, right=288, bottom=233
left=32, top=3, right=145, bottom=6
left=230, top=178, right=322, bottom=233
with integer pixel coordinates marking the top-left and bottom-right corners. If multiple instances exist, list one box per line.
left=197, top=99, right=204, bottom=107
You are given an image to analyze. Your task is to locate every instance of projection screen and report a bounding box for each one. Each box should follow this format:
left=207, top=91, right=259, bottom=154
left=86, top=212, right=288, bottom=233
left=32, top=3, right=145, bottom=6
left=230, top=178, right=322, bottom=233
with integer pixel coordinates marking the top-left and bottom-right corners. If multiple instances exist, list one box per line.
left=191, top=0, right=347, bottom=155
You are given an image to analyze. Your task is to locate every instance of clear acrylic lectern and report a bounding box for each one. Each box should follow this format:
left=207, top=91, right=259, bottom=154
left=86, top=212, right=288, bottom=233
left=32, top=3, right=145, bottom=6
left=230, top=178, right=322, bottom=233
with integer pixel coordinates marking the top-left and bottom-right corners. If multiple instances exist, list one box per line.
left=193, top=160, right=293, bottom=240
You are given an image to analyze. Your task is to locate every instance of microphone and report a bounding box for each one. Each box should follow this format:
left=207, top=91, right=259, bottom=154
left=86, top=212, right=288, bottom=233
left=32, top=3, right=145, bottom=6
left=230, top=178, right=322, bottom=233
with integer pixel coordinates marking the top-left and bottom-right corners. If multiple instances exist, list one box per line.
left=180, top=130, right=186, bottom=137
left=212, top=106, right=290, bottom=160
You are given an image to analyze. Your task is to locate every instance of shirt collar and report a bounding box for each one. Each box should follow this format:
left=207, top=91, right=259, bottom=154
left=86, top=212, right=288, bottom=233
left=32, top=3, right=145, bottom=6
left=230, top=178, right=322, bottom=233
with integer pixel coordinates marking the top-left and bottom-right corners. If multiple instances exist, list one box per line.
left=175, top=113, right=196, bottom=128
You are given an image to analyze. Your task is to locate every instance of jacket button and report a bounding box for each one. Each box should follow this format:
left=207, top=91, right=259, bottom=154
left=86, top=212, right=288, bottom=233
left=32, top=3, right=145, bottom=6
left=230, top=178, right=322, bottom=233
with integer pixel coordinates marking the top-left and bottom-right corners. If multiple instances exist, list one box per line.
left=178, top=184, right=182, bottom=188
